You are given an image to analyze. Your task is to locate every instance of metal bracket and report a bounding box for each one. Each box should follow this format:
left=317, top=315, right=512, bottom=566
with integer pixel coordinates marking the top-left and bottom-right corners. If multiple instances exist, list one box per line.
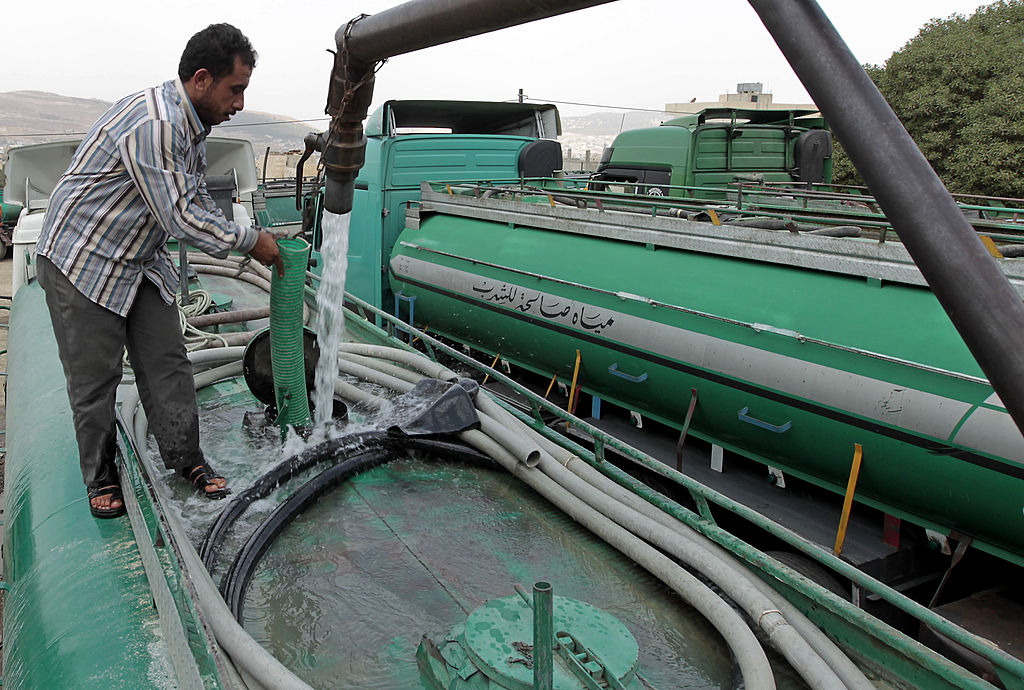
left=607, top=362, right=648, bottom=383
left=676, top=388, right=699, bottom=471
left=737, top=406, right=791, bottom=433
left=928, top=532, right=973, bottom=608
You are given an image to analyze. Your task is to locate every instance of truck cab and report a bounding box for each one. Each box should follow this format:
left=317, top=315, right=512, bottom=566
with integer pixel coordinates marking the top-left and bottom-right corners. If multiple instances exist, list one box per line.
left=592, top=107, right=832, bottom=198
left=306, top=100, right=562, bottom=313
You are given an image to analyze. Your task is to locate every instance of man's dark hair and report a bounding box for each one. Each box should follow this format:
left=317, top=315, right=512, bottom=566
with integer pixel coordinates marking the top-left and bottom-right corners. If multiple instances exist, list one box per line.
left=178, top=23, right=257, bottom=82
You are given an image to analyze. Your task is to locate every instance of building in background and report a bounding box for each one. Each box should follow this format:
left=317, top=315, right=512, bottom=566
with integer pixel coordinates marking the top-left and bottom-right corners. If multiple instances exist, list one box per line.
left=665, top=82, right=817, bottom=117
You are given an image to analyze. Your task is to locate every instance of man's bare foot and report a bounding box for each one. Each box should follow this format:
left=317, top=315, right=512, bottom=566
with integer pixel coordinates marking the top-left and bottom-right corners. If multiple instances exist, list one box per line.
left=88, top=485, right=126, bottom=518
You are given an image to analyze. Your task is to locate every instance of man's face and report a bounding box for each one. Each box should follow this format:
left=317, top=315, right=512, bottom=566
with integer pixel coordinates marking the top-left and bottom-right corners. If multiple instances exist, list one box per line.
left=191, top=56, right=251, bottom=127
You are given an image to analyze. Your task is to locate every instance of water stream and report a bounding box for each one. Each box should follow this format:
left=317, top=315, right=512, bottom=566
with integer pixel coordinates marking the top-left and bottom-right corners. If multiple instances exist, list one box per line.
left=312, top=211, right=351, bottom=431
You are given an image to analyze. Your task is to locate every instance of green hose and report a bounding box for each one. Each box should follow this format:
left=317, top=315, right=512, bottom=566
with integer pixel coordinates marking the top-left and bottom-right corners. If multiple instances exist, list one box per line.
left=269, top=237, right=312, bottom=433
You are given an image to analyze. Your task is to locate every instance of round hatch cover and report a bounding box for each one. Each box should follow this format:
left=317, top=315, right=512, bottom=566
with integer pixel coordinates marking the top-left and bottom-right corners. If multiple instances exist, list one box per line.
left=462, top=593, right=639, bottom=689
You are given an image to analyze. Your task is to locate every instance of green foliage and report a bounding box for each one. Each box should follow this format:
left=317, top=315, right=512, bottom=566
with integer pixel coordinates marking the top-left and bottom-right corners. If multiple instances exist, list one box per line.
left=842, top=1, right=1024, bottom=197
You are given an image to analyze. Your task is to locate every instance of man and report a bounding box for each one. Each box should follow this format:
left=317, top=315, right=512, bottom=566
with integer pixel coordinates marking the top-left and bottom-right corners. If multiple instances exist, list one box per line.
left=35, top=23, right=283, bottom=518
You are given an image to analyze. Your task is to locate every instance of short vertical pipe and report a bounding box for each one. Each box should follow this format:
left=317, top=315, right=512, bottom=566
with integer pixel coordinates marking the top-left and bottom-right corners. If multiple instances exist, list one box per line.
left=533, top=581, right=553, bottom=690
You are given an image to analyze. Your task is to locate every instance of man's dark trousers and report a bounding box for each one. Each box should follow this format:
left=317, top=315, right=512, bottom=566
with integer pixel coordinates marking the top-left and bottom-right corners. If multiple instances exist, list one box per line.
left=36, top=255, right=204, bottom=490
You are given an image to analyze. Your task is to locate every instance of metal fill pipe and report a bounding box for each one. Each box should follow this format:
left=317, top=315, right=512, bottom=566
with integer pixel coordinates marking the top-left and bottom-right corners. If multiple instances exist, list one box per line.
left=338, top=0, right=617, bottom=65
left=533, top=582, right=554, bottom=690
left=748, top=0, right=1024, bottom=438
left=322, top=0, right=615, bottom=213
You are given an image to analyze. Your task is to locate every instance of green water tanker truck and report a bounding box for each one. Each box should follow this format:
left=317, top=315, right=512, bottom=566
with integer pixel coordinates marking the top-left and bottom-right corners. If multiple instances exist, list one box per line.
left=299, top=99, right=1024, bottom=574
left=591, top=107, right=833, bottom=198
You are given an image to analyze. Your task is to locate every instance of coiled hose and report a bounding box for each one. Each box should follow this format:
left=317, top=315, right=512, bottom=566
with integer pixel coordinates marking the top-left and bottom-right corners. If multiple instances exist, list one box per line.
left=219, top=436, right=497, bottom=621
left=199, top=430, right=388, bottom=571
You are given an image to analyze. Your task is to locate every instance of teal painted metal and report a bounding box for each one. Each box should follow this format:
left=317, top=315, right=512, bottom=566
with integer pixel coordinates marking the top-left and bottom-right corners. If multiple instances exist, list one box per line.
left=419, top=591, right=642, bottom=690
left=256, top=181, right=304, bottom=229
left=338, top=289, right=1024, bottom=689
left=0, top=190, right=23, bottom=224
left=309, top=100, right=558, bottom=314
left=342, top=134, right=533, bottom=313
left=3, top=284, right=170, bottom=688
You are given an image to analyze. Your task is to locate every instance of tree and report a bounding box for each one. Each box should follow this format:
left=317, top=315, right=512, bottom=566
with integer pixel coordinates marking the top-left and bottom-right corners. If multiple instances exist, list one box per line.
left=831, top=1, right=1024, bottom=199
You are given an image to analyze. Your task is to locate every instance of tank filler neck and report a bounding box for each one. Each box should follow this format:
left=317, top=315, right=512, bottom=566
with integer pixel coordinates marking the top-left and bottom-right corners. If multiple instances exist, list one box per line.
left=323, top=15, right=377, bottom=215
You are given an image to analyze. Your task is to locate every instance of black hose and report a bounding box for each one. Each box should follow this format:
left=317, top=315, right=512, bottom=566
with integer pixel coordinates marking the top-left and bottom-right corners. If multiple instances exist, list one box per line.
left=220, top=436, right=496, bottom=621
left=200, top=430, right=389, bottom=571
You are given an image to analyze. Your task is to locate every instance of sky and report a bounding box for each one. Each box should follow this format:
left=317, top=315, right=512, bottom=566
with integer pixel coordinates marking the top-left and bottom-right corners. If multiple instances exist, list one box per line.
left=3, top=0, right=996, bottom=124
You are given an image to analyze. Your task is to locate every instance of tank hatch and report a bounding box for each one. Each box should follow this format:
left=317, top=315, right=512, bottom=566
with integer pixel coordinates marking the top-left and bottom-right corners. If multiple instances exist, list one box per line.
left=418, top=585, right=643, bottom=689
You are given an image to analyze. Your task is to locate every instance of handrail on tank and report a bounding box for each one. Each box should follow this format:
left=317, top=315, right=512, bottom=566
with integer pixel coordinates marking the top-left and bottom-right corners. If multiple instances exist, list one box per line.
left=326, top=0, right=1024, bottom=439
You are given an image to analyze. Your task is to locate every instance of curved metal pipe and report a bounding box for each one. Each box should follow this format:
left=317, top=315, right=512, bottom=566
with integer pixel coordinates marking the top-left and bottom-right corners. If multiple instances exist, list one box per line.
left=322, top=0, right=615, bottom=214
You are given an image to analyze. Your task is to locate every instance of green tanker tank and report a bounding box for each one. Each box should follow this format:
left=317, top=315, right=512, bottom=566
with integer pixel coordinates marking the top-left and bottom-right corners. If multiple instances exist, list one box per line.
left=0, top=188, right=22, bottom=258
left=388, top=181, right=1024, bottom=567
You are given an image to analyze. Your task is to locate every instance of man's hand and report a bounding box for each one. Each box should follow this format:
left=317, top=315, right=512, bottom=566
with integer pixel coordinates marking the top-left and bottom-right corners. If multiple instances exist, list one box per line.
left=248, top=231, right=284, bottom=277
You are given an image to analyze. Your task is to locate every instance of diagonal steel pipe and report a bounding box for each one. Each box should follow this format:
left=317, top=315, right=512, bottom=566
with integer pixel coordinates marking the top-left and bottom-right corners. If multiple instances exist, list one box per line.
left=338, top=0, right=618, bottom=64
left=755, top=1, right=1024, bottom=438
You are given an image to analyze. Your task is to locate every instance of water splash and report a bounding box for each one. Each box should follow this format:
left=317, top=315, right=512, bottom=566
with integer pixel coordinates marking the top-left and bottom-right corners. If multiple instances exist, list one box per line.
left=313, top=211, right=351, bottom=430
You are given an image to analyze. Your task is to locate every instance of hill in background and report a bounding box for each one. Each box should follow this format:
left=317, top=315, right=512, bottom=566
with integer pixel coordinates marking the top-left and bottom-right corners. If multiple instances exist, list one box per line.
left=1, top=90, right=669, bottom=175
left=0, top=90, right=321, bottom=153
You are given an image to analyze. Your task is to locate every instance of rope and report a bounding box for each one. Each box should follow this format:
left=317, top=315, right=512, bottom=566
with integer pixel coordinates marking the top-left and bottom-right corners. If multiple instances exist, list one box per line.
left=178, top=290, right=229, bottom=351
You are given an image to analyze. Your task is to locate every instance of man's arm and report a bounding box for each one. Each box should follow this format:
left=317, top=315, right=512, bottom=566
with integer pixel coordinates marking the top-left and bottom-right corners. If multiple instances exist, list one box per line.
left=195, top=171, right=283, bottom=275
left=119, top=119, right=259, bottom=258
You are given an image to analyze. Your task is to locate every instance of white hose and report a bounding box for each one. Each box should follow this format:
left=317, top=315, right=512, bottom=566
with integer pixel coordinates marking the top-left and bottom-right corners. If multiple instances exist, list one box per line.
left=336, top=342, right=458, bottom=381
left=457, top=429, right=777, bottom=690
left=477, top=391, right=869, bottom=688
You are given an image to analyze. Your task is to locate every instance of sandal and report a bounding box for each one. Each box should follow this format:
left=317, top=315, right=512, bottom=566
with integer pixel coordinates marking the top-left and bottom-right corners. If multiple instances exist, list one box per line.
left=181, top=462, right=231, bottom=499
left=88, top=485, right=127, bottom=519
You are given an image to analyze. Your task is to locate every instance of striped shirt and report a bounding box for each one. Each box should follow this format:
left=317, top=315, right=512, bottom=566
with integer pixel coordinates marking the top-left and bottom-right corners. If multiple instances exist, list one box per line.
left=36, top=78, right=258, bottom=316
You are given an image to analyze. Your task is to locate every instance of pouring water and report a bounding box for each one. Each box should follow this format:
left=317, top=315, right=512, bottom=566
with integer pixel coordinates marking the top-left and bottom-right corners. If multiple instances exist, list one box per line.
left=312, top=210, right=351, bottom=430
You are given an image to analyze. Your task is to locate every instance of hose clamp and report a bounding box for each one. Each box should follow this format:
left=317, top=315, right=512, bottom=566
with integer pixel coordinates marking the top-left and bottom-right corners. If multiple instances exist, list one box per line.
left=757, top=609, right=783, bottom=626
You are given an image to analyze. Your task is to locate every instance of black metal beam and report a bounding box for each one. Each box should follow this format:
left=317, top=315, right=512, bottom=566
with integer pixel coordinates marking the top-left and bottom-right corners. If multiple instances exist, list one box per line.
left=749, top=0, right=1024, bottom=438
